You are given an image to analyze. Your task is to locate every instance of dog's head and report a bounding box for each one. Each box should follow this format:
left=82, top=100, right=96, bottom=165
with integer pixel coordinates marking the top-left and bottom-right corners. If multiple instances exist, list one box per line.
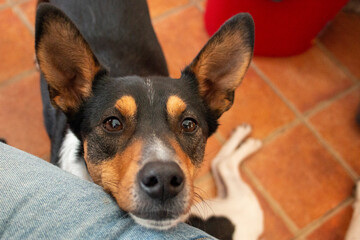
left=35, top=4, right=254, bottom=229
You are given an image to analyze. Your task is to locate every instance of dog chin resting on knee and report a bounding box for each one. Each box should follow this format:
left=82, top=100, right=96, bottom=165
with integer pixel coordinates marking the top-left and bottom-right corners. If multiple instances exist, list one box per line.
left=35, top=0, right=254, bottom=230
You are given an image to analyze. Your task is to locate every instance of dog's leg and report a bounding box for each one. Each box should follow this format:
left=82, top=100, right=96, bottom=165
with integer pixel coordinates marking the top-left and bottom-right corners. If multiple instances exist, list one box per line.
left=345, top=180, right=360, bottom=240
left=217, top=138, right=262, bottom=198
left=211, top=124, right=252, bottom=198
left=190, top=136, right=264, bottom=239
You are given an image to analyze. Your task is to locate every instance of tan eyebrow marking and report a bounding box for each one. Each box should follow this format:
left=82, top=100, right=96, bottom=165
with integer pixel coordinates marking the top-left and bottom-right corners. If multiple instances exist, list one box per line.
left=167, top=95, right=187, bottom=118
left=115, top=95, right=137, bottom=117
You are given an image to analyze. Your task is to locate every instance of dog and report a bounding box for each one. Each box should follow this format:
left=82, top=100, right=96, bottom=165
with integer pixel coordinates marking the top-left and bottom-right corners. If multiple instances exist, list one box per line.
left=35, top=0, right=254, bottom=230
left=189, top=124, right=264, bottom=240
left=346, top=180, right=360, bottom=240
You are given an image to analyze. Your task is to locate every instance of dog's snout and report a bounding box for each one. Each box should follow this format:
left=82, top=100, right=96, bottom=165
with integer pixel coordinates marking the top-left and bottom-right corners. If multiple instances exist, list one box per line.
left=138, top=162, right=185, bottom=201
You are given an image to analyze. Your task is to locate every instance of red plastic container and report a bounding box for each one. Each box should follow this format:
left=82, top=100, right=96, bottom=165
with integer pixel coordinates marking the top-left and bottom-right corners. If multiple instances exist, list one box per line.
left=205, top=0, right=348, bottom=56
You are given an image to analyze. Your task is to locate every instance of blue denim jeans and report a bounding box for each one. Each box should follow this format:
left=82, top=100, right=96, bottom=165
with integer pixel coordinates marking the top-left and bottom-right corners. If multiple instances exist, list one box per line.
left=0, top=143, right=215, bottom=240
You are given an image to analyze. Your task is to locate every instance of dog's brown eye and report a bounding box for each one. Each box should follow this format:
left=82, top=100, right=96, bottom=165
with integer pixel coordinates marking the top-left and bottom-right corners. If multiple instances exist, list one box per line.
left=103, top=117, right=123, bottom=132
left=181, top=118, right=197, bottom=133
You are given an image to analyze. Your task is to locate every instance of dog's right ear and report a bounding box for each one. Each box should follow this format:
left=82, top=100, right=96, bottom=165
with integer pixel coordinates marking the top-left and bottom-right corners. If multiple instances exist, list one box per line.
left=35, top=3, right=101, bottom=113
left=184, top=13, right=254, bottom=119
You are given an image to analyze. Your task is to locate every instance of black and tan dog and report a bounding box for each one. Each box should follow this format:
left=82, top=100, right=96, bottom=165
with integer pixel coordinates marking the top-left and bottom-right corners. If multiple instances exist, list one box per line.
left=35, top=0, right=254, bottom=230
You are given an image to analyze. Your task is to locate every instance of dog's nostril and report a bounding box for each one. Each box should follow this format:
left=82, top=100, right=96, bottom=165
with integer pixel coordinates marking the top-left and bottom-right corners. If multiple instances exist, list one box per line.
left=170, top=175, right=183, bottom=187
left=143, top=176, right=158, bottom=187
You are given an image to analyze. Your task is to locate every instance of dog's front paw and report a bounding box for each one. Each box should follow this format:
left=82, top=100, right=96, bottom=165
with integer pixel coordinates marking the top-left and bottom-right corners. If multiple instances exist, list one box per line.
left=232, top=123, right=252, bottom=137
left=239, top=138, right=262, bottom=153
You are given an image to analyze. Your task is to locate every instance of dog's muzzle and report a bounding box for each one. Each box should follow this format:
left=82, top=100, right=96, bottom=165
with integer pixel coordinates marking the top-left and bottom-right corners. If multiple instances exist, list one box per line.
left=131, top=161, right=189, bottom=229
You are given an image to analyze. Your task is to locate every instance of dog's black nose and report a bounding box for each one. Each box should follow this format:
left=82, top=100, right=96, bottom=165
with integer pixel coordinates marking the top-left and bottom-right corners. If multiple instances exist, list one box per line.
left=138, top=162, right=185, bottom=201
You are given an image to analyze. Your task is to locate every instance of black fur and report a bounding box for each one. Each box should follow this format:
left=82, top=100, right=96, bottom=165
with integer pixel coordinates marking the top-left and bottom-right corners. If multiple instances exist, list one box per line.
left=187, top=215, right=235, bottom=240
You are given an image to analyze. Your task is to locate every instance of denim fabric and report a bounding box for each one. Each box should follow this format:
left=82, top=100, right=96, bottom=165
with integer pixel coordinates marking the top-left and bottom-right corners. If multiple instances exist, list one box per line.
left=0, top=143, right=215, bottom=240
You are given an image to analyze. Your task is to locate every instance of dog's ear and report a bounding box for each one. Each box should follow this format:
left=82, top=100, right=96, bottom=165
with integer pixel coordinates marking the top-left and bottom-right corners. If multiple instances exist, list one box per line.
left=35, top=3, right=101, bottom=113
left=185, top=13, right=254, bottom=119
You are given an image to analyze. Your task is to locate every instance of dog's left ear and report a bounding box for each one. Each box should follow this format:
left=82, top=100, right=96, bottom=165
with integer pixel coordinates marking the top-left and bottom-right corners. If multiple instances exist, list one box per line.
left=185, top=13, right=254, bottom=119
left=35, top=3, right=101, bottom=113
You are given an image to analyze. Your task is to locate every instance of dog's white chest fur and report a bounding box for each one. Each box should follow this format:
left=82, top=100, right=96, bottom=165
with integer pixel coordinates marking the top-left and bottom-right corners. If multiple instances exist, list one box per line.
left=58, top=130, right=92, bottom=181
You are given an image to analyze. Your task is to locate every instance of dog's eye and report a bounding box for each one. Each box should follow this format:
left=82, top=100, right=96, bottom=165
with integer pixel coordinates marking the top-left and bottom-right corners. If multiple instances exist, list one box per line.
left=181, top=118, right=198, bottom=133
left=103, top=117, right=123, bottom=132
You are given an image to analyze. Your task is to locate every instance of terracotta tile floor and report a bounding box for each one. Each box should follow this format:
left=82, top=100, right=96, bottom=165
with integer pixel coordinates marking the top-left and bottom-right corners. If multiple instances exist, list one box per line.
left=0, top=0, right=359, bottom=239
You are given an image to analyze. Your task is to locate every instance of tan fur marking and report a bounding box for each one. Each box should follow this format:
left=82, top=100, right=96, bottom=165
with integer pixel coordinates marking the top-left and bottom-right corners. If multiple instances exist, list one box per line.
left=83, top=140, right=102, bottom=183
left=37, top=15, right=100, bottom=111
left=115, top=96, right=137, bottom=117
left=84, top=140, right=143, bottom=212
left=166, top=95, right=187, bottom=118
left=169, top=139, right=195, bottom=212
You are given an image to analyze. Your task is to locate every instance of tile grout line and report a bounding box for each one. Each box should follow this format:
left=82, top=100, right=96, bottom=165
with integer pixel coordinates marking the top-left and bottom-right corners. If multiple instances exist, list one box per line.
left=315, top=40, right=359, bottom=83
left=217, top=117, right=301, bottom=147
left=303, top=118, right=359, bottom=180
left=6, top=0, right=30, bottom=3
left=8, top=0, right=31, bottom=4
left=242, top=165, right=300, bottom=234
left=12, top=4, right=34, bottom=36
left=251, top=62, right=359, bottom=181
left=215, top=113, right=300, bottom=155
left=0, top=68, right=37, bottom=89
left=1, top=0, right=28, bottom=11
left=251, top=62, right=304, bottom=117
left=0, top=2, right=10, bottom=11
left=190, top=0, right=204, bottom=12
left=151, top=2, right=196, bottom=24
left=292, top=197, right=354, bottom=239
left=261, top=119, right=301, bottom=144
left=303, top=83, right=360, bottom=118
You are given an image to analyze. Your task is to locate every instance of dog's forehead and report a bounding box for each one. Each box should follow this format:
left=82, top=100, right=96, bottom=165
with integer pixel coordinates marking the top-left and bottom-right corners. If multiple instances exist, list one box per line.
left=89, top=75, right=205, bottom=124
left=100, top=75, right=197, bottom=110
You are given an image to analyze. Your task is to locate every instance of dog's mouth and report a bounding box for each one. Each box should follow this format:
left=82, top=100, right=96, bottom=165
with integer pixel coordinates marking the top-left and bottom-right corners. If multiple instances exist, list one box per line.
left=132, top=209, right=180, bottom=220
left=130, top=212, right=189, bottom=230
left=119, top=160, right=192, bottom=229
left=127, top=191, right=191, bottom=229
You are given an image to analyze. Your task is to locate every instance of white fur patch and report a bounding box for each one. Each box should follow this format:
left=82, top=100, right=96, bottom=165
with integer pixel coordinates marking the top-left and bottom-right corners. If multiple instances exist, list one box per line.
left=145, top=78, right=154, bottom=106
left=58, top=130, right=92, bottom=181
left=142, top=136, right=174, bottom=164
left=152, top=137, right=172, bottom=161
left=130, top=213, right=188, bottom=230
